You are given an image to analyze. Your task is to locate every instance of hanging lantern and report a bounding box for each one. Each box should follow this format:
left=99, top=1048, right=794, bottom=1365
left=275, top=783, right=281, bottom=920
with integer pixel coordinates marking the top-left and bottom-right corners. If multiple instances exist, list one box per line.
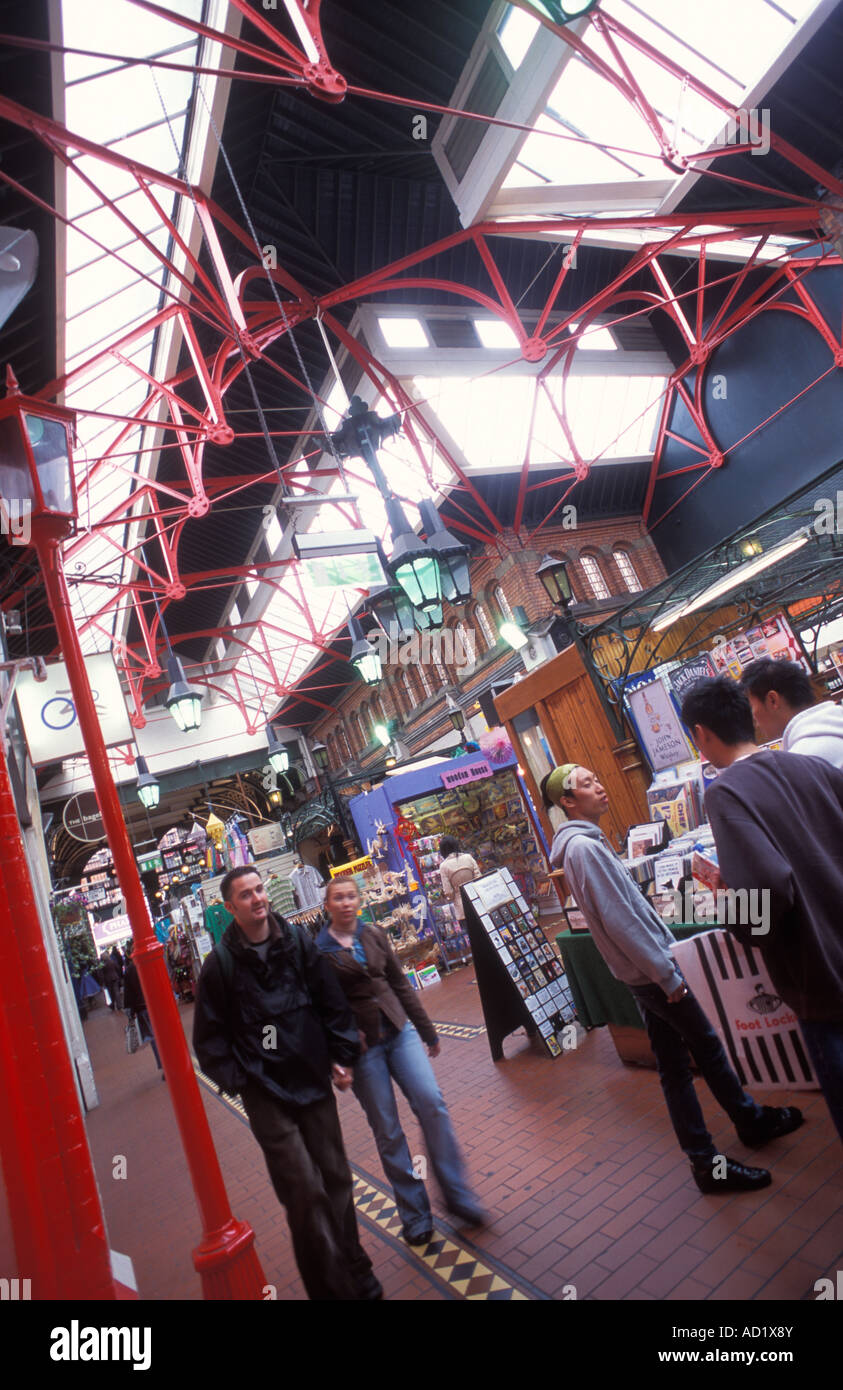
left=164, top=654, right=203, bottom=732
left=417, top=499, right=472, bottom=605
left=348, top=614, right=383, bottom=686
left=537, top=554, right=573, bottom=609
left=384, top=497, right=442, bottom=614
left=135, top=755, right=160, bottom=810
left=266, top=724, right=290, bottom=775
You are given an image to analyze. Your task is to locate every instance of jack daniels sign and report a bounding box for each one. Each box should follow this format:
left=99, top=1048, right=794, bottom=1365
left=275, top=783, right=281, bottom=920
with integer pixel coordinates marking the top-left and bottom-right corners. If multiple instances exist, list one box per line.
left=462, top=868, right=575, bottom=1062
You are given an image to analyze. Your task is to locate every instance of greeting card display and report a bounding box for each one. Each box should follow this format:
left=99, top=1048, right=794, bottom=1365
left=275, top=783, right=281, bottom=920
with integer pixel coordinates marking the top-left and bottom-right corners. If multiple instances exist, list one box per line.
left=462, top=868, right=574, bottom=1061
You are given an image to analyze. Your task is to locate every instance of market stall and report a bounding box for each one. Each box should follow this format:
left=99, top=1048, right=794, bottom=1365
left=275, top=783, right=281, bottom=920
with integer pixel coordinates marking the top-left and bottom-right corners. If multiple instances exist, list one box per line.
left=347, top=747, right=555, bottom=972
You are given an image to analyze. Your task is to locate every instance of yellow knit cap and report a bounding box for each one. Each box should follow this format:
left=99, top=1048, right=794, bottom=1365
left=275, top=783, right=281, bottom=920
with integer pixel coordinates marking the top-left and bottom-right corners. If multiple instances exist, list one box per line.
left=545, top=763, right=581, bottom=804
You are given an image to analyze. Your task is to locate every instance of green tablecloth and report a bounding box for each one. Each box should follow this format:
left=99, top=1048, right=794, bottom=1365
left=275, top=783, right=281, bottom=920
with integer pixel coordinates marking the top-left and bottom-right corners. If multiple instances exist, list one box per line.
left=555, top=923, right=706, bottom=1029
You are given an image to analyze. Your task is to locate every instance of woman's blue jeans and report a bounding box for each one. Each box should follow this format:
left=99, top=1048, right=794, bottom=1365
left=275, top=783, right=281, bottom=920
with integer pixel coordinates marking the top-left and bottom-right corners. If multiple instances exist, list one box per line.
left=351, top=1021, right=475, bottom=1238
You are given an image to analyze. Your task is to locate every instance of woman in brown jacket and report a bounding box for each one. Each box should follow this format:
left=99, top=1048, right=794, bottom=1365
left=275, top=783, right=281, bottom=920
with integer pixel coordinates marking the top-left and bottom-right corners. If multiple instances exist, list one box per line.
left=317, top=877, right=486, bottom=1246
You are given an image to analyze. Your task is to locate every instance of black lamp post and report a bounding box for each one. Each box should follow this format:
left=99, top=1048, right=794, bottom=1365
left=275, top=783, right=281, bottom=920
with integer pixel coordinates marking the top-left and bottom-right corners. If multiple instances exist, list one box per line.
left=329, top=397, right=443, bottom=615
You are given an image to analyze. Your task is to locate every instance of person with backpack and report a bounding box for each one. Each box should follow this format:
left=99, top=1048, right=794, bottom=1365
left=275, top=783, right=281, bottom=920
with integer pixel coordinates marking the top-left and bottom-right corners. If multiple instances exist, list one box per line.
left=192, top=865, right=382, bottom=1301
left=316, top=876, right=487, bottom=1248
left=438, top=836, right=481, bottom=922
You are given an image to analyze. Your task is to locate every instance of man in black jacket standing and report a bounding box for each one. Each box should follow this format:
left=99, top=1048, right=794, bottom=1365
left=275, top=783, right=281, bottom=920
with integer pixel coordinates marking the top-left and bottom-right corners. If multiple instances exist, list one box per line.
left=193, top=865, right=382, bottom=1300
left=682, top=677, right=843, bottom=1146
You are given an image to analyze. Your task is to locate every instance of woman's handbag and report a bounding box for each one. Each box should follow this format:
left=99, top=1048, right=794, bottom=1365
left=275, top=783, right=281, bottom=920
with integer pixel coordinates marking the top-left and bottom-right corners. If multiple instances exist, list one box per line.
left=125, top=1014, right=140, bottom=1054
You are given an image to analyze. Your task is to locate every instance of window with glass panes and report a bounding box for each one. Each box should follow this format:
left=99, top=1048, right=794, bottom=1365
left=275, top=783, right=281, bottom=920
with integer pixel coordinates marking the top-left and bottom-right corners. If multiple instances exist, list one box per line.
left=580, top=554, right=610, bottom=600
left=613, top=548, right=642, bottom=593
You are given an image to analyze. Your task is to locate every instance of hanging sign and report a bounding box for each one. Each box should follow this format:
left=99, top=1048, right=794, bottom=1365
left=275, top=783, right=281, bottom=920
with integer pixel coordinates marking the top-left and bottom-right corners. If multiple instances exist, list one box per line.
left=63, top=790, right=106, bottom=843
left=15, top=652, right=133, bottom=767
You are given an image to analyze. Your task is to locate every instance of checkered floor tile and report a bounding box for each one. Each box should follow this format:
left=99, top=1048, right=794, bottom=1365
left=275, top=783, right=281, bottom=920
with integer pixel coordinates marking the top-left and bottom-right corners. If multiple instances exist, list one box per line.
left=193, top=1057, right=531, bottom=1301
left=430, top=1021, right=486, bottom=1040
left=351, top=1172, right=528, bottom=1300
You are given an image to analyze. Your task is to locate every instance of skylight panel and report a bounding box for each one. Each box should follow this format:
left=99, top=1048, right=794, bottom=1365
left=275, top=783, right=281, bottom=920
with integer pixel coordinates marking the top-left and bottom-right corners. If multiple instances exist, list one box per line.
left=378, top=317, right=430, bottom=349
left=473, top=318, right=520, bottom=349
left=569, top=321, right=618, bottom=351
left=497, top=6, right=540, bottom=69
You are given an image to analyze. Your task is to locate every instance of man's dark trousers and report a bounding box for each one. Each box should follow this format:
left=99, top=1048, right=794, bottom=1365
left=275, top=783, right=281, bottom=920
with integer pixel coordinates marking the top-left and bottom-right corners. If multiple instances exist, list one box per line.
left=630, top=981, right=764, bottom=1160
left=240, top=1080, right=372, bottom=1300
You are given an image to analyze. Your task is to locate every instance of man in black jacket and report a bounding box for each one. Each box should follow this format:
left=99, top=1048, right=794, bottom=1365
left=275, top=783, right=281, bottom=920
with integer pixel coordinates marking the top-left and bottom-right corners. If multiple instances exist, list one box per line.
left=193, top=865, right=382, bottom=1300
left=682, top=677, right=843, bottom=1146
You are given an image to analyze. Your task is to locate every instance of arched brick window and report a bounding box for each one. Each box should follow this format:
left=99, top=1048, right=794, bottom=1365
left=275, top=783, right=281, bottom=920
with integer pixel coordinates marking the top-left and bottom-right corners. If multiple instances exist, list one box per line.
left=472, top=602, right=496, bottom=651
left=613, top=547, right=642, bottom=593
left=579, top=553, right=610, bottom=600
left=492, top=584, right=513, bottom=622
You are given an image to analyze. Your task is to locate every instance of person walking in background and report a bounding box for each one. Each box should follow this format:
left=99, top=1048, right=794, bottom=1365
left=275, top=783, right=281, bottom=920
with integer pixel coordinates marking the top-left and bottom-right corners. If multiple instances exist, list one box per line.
left=543, top=762, right=803, bottom=1192
left=99, top=950, right=122, bottom=1013
left=740, top=657, right=843, bottom=767
left=317, top=877, right=487, bottom=1246
left=123, top=941, right=164, bottom=1076
left=193, top=866, right=382, bottom=1301
left=681, top=676, right=843, bottom=1145
left=438, top=836, right=481, bottom=924
left=109, top=944, right=125, bottom=1011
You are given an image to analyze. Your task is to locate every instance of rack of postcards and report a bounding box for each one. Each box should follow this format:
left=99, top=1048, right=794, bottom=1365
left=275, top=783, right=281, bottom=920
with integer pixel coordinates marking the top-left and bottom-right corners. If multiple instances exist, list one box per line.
left=413, top=835, right=472, bottom=967
left=463, top=868, right=575, bottom=1057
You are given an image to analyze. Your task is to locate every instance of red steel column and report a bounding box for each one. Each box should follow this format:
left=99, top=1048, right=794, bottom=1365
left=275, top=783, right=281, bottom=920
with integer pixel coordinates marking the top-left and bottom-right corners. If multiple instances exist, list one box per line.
left=0, top=740, right=116, bottom=1298
left=36, top=527, right=266, bottom=1299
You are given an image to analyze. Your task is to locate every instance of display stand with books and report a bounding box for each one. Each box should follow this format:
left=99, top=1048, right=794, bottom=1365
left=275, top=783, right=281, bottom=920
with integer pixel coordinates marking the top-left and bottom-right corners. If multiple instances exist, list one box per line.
left=462, top=868, right=575, bottom=1062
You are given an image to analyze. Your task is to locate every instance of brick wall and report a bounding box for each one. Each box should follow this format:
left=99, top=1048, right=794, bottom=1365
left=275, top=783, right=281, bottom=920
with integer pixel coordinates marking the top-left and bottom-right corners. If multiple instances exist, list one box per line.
left=312, top=515, right=666, bottom=763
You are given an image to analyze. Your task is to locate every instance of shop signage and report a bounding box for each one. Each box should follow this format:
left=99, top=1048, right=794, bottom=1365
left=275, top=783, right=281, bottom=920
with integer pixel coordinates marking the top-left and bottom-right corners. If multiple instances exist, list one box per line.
left=627, top=677, right=694, bottom=772
left=14, top=652, right=133, bottom=767
left=247, top=822, right=287, bottom=856
left=671, top=930, right=816, bottom=1090
left=63, top=790, right=106, bottom=843
left=91, top=913, right=130, bottom=950
left=667, top=654, right=716, bottom=702
left=440, top=759, right=492, bottom=789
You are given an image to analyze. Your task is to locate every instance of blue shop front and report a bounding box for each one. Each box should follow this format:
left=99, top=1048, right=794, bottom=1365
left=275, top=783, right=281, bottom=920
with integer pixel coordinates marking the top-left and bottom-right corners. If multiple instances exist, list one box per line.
left=348, top=748, right=552, bottom=971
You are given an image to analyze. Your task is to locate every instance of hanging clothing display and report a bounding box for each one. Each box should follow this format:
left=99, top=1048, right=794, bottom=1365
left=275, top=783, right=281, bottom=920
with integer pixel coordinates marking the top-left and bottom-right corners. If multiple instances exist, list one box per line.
left=290, top=862, right=326, bottom=911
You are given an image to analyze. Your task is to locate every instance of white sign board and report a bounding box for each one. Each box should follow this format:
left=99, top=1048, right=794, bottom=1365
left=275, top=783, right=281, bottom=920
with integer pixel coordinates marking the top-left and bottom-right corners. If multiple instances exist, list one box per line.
left=472, top=869, right=514, bottom=913
left=671, top=930, right=816, bottom=1091
left=15, top=652, right=133, bottom=767
left=92, top=913, right=131, bottom=950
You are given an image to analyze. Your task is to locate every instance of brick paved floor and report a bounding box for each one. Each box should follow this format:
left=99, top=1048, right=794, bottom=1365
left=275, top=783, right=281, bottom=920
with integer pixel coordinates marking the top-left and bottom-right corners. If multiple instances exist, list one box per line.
left=82, top=966, right=842, bottom=1302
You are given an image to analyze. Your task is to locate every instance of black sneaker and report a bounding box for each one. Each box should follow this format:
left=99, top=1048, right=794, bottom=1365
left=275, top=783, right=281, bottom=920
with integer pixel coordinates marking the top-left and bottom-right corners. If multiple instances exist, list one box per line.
left=737, top=1105, right=804, bottom=1148
left=402, top=1227, right=433, bottom=1247
left=692, top=1155, right=772, bottom=1194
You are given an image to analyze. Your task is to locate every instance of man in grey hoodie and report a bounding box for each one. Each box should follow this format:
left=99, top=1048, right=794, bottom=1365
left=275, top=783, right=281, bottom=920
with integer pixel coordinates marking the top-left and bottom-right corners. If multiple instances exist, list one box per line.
left=543, top=763, right=802, bottom=1194
left=740, top=658, right=843, bottom=769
